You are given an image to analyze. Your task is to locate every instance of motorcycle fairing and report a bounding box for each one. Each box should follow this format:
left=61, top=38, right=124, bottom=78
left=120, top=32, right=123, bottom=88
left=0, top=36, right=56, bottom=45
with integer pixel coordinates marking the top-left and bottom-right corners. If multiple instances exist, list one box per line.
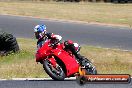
left=53, top=48, right=79, bottom=77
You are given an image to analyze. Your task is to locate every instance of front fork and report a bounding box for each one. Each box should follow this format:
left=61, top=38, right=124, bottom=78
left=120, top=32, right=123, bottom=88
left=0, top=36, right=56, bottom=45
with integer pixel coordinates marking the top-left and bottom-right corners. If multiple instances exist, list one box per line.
left=48, top=56, right=57, bottom=68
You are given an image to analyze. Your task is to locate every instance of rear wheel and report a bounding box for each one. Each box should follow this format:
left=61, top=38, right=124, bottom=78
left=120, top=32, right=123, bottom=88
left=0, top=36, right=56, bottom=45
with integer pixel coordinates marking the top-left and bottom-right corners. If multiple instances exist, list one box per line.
left=81, top=57, right=97, bottom=75
left=43, top=59, right=66, bottom=80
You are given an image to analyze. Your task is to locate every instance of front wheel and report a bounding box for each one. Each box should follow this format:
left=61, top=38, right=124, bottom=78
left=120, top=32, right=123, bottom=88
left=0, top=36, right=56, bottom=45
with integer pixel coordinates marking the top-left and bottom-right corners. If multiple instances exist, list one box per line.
left=43, top=59, right=66, bottom=80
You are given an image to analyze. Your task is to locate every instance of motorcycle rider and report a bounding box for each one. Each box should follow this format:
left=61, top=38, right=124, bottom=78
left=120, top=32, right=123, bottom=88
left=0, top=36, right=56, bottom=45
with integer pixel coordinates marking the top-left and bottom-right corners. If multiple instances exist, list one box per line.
left=34, top=24, right=84, bottom=63
left=34, top=24, right=62, bottom=49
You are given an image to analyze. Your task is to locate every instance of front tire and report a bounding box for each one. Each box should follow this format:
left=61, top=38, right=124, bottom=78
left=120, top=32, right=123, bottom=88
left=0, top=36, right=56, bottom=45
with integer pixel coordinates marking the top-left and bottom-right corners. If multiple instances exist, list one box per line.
left=43, top=59, right=66, bottom=80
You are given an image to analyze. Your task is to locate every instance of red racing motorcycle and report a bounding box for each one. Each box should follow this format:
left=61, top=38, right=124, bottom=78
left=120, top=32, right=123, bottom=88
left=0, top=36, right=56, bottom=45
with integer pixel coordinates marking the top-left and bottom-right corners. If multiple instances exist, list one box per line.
left=35, top=39, right=97, bottom=80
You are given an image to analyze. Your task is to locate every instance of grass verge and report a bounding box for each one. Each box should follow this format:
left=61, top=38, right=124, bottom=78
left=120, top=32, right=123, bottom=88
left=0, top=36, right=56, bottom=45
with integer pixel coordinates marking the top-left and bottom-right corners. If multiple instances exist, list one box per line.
left=0, top=38, right=132, bottom=79
left=0, top=1, right=132, bottom=27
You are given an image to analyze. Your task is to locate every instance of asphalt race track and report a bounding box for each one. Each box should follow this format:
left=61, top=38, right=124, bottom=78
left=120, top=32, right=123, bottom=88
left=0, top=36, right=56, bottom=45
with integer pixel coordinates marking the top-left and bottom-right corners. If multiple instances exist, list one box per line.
left=0, top=80, right=132, bottom=88
left=0, top=15, right=132, bottom=50
left=0, top=15, right=132, bottom=88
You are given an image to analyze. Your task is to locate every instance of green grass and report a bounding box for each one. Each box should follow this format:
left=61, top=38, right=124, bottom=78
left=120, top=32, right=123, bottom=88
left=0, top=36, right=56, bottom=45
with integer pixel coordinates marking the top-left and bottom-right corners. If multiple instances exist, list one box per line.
left=81, top=45, right=132, bottom=74
left=0, top=38, right=48, bottom=79
left=0, top=1, right=132, bottom=27
left=0, top=38, right=132, bottom=79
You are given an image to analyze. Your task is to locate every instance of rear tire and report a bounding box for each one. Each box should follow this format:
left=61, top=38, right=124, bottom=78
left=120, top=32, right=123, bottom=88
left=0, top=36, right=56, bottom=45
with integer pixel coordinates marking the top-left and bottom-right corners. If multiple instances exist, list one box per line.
left=43, top=59, right=66, bottom=80
left=0, top=31, right=19, bottom=56
left=81, top=56, right=97, bottom=75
